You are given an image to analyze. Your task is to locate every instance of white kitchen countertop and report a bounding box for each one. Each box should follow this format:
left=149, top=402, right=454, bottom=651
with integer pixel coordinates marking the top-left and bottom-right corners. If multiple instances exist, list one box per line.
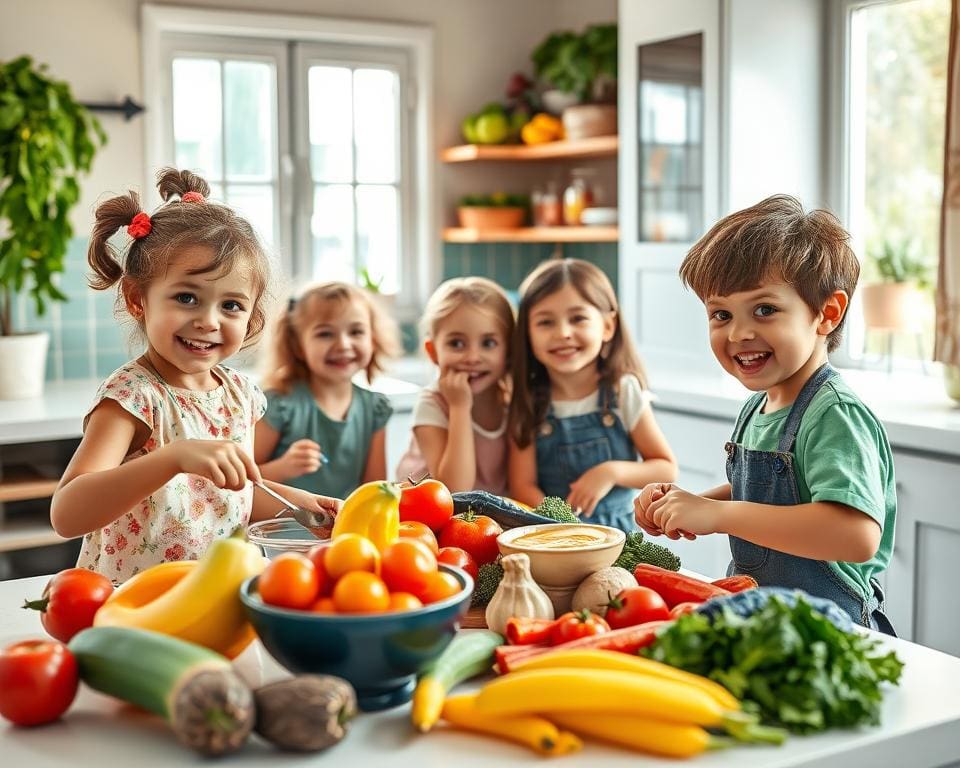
left=1, top=574, right=959, bottom=767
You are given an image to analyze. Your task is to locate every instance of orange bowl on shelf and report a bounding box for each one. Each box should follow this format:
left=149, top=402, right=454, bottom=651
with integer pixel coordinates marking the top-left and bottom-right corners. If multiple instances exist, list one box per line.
left=457, top=206, right=526, bottom=229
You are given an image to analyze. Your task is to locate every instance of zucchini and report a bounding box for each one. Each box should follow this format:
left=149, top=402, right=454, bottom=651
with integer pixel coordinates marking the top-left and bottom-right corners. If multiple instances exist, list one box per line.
left=69, top=626, right=255, bottom=756
left=410, top=629, right=503, bottom=732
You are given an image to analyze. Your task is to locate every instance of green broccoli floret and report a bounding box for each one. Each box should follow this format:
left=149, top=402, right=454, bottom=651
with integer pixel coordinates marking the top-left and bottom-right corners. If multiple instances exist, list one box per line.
left=613, top=532, right=681, bottom=572
left=533, top=496, right=580, bottom=524
left=471, top=560, right=504, bottom=607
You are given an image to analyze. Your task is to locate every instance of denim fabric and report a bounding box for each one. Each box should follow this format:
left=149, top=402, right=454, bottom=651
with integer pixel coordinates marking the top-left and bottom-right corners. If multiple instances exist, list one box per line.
left=725, top=363, right=895, bottom=635
left=536, top=385, right=638, bottom=532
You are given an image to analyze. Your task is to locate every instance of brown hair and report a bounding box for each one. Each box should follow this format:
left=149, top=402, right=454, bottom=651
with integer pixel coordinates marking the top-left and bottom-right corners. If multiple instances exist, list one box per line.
left=510, top=258, right=647, bottom=448
left=87, top=167, right=271, bottom=348
left=679, top=194, right=860, bottom=352
left=419, top=276, right=515, bottom=342
left=260, top=282, right=402, bottom=393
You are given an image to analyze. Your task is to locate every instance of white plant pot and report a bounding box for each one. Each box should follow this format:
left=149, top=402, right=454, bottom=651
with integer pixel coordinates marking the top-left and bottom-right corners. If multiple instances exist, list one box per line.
left=861, top=283, right=923, bottom=332
left=541, top=89, right=581, bottom=116
left=0, top=331, right=50, bottom=399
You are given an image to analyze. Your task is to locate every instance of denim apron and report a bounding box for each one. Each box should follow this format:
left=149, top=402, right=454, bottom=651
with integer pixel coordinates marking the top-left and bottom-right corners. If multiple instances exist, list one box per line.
left=725, top=363, right=896, bottom=635
left=536, top=385, right=637, bottom=531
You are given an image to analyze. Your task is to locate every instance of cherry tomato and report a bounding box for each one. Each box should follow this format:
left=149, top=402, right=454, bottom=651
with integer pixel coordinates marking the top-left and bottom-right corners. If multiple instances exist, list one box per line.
left=398, top=520, right=439, bottom=554
left=604, top=587, right=671, bottom=629
left=399, top=479, right=454, bottom=532
left=438, top=512, right=502, bottom=566
left=0, top=639, right=78, bottom=726
left=324, top=533, right=381, bottom=580
left=549, top=610, right=610, bottom=645
left=310, top=596, right=337, bottom=613
left=23, top=568, right=114, bottom=643
left=258, top=553, right=320, bottom=610
left=387, top=592, right=424, bottom=612
left=419, top=570, right=463, bottom=604
left=332, top=571, right=390, bottom=613
left=305, top=543, right=333, bottom=596
left=436, top=546, right=479, bottom=581
left=381, top=539, right=438, bottom=596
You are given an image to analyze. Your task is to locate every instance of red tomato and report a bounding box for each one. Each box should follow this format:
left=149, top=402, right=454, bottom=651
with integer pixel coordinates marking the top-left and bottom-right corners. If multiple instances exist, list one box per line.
left=549, top=610, right=610, bottom=645
left=669, top=601, right=699, bottom=619
left=305, top=544, right=333, bottom=596
left=436, top=546, right=479, bottom=581
left=0, top=639, right=78, bottom=726
left=419, top=570, right=462, bottom=604
left=23, top=568, right=114, bottom=643
left=438, top=512, right=502, bottom=566
left=399, top=479, right=454, bottom=532
left=380, top=539, right=438, bottom=596
left=605, top=586, right=672, bottom=629
left=398, top=520, right=439, bottom=554
left=258, top=553, right=320, bottom=610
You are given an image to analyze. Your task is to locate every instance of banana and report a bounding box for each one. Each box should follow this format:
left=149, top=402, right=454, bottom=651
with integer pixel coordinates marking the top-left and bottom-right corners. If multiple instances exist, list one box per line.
left=331, top=481, right=401, bottom=551
left=474, top=667, right=727, bottom=726
left=547, top=711, right=716, bottom=758
left=94, top=534, right=264, bottom=658
left=511, top=649, right=740, bottom=710
left=441, top=693, right=581, bottom=756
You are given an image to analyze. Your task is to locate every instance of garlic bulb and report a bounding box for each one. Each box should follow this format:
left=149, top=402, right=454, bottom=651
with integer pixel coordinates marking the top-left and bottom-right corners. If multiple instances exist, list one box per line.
left=484, top=553, right=555, bottom=635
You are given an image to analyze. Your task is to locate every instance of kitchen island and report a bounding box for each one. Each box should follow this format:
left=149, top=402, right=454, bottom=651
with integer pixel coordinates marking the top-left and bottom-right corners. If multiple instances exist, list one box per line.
left=1, top=575, right=959, bottom=767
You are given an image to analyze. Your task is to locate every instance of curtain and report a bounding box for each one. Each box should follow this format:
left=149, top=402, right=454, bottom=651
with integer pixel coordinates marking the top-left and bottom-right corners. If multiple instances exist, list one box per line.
left=937, top=0, right=960, bottom=367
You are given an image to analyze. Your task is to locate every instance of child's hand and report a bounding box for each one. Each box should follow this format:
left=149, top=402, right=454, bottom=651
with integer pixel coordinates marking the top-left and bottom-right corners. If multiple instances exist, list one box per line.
left=170, top=439, right=261, bottom=490
left=648, top=488, right=720, bottom=540
left=279, top=439, right=325, bottom=478
left=280, top=486, right=342, bottom=518
left=438, top=368, right=473, bottom=410
left=566, top=464, right=617, bottom=518
left=634, top=482, right=673, bottom=535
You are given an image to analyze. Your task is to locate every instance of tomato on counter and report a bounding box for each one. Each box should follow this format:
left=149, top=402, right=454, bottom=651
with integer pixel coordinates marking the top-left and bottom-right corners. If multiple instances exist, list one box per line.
left=436, top=546, right=479, bottom=581
left=605, top=586, right=672, bottom=629
left=398, top=520, right=440, bottom=553
left=438, top=511, right=502, bottom=566
left=399, top=479, right=454, bottom=533
left=549, top=610, right=610, bottom=645
left=0, top=639, right=78, bottom=726
left=23, top=567, right=114, bottom=643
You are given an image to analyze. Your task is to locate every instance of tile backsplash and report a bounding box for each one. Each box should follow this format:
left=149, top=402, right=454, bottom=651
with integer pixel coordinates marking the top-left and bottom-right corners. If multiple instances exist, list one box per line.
left=15, top=238, right=618, bottom=383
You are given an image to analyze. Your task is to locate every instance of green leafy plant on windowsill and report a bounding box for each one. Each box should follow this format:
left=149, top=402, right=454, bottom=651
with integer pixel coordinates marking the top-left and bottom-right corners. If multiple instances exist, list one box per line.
left=358, top=267, right=384, bottom=294
left=531, top=23, right=617, bottom=103
left=867, top=238, right=933, bottom=290
left=0, top=55, right=106, bottom=336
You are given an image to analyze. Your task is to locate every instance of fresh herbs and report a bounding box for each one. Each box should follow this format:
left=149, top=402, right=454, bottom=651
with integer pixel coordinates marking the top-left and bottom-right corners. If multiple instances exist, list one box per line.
left=642, top=595, right=904, bottom=733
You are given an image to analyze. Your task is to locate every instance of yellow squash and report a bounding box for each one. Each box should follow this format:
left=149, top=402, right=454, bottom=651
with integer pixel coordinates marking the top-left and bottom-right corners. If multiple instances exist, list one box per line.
left=546, top=711, right=714, bottom=758
left=94, top=534, right=264, bottom=658
left=331, top=480, right=401, bottom=551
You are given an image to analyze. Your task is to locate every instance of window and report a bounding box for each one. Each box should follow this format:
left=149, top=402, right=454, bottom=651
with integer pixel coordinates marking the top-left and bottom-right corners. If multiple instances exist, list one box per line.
left=841, top=0, right=949, bottom=367
left=143, top=6, right=434, bottom=311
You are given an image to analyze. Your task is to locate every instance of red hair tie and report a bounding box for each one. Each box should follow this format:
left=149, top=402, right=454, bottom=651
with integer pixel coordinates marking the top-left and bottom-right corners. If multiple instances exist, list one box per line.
left=181, top=191, right=205, bottom=203
left=126, top=212, right=152, bottom=239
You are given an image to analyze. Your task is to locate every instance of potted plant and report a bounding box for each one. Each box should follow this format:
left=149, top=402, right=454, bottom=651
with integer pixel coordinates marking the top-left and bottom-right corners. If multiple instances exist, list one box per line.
left=0, top=56, right=105, bottom=399
left=531, top=23, right=617, bottom=139
left=861, top=238, right=932, bottom=332
left=457, top=193, right=530, bottom=230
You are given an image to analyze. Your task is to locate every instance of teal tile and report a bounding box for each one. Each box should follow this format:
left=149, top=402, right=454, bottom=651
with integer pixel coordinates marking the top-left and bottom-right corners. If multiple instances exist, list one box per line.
left=60, top=324, right=91, bottom=351
left=96, top=351, right=129, bottom=379
left=94, top=321, right=124, bottom=350
left=58, top=293, right=91, bottom=323
left=62, top=351, right=94, bottom=380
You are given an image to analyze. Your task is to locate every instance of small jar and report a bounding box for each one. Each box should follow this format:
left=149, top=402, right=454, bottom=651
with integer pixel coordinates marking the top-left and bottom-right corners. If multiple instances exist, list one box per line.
left=563, top=169, right=595, bottom=226
left=533, top=182, right=563, bottom=226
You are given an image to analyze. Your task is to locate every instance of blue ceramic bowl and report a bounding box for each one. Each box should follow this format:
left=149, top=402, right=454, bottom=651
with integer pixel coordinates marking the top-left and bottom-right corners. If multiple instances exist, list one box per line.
left=240, top=565, right=474, bottom=711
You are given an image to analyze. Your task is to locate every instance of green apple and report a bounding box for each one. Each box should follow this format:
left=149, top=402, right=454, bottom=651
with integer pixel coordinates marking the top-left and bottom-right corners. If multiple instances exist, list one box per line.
left=461, top=114, right=480, bottom=144
left=475, top=112, right=509, bottom=144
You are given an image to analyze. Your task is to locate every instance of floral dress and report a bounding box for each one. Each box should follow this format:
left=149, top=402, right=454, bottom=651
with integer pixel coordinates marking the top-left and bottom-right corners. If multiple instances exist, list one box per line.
left=76, top=362, right=267, bottom=583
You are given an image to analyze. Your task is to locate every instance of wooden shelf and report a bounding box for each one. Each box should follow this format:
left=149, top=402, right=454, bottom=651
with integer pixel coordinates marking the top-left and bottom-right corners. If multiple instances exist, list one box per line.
left=443, top=226, right=618, bottom=243
left=440, top=135, right=618, bottom=163
left=0, top=467, right=59, bottom=503
left=0, top=520, right=69, bottom=553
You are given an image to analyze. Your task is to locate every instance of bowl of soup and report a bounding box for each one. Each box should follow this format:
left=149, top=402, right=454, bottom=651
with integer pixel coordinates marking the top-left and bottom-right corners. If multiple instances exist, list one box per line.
left=497, top=523, right=625, bottom=613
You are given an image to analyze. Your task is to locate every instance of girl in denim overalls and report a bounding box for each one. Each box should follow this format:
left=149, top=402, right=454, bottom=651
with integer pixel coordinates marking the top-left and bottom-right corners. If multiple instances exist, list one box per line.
left=634, top=195, right=897, bottom=634
left=508, top=259, right=678, bottom=533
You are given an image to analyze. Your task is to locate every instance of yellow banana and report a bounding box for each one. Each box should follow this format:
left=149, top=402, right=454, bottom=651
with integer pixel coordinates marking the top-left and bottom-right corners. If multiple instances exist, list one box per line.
left=441, top=693, right=581, bottom=756
left=511, top=649, right=740, bottom=710
left=94, top=534, right=264, bottom=658
left=547, top=711, right=715, bottom=758
left=331, top=480, right=400, bottom=551
left=474, top=667, right=727, bottom=726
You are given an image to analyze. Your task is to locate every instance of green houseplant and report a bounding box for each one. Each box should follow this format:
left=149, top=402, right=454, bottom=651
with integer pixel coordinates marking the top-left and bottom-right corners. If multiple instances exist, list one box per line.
left=0, top=56, right=105, bottom=397
left=861, top=238, right=932, bottom=332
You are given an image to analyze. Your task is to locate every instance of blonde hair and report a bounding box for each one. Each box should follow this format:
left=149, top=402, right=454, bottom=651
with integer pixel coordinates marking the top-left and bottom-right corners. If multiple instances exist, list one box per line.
left=87, top=167, right=271, bottom=348
left=261, top=282, right=402, bottom=393
left=510, top=258, right=647, bottom=448
left=420, top=277, right=515, bottom=341
left=679, top=194, right=860, bottom=352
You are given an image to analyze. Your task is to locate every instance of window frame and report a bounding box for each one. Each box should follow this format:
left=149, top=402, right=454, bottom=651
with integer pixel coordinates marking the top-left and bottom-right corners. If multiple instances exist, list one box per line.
left=142, top=4, right=435, bottom=317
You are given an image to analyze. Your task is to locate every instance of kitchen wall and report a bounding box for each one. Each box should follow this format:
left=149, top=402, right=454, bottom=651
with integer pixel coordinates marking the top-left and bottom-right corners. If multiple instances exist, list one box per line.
left=0, top=0, right=617, bottom=380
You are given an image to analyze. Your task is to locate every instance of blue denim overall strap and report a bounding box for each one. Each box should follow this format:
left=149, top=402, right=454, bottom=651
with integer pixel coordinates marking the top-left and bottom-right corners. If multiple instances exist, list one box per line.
left=535, top=384, right=638, bottom=532
left=725, top=363, right=895, bottom=634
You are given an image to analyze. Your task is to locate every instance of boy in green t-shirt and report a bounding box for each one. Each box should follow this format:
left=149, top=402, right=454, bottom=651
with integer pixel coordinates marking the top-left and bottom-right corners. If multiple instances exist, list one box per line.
left=634, top=195, right=896, bottom=633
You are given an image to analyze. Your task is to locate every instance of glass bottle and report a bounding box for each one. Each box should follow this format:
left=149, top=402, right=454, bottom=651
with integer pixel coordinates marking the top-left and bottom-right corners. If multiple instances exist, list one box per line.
left=563, top=169, right=595, bottom=225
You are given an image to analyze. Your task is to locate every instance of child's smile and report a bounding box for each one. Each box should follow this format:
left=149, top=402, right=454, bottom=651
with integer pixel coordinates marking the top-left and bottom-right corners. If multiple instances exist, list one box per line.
left=430, top=304, right=508, bottom=395
left=298, top=298, right=374, bottom=385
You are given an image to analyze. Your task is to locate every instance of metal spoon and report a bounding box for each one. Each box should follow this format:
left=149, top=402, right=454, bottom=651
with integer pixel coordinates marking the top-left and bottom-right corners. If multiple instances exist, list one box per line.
left=253, top=481, right=333, bottom=539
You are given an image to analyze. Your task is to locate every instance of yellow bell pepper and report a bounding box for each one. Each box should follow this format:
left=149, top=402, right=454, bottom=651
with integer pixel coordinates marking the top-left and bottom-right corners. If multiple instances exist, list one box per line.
left=331, top=480, right=401, bottom=551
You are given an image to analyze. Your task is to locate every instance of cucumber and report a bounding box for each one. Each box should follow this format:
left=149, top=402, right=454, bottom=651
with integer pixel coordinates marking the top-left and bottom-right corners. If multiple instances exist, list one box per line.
left=69, top=626, right=255, bottom=756
left=410, top=629, right=503, bottom=732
